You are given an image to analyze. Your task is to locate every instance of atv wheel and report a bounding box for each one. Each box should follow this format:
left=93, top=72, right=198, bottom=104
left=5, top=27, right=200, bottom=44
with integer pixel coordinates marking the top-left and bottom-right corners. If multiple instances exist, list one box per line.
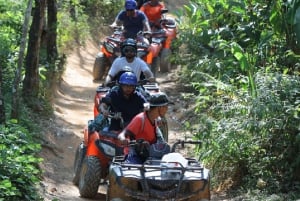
left=187, top=177, right=210, bottom=201
left=93, top=53, right=107, bottom=81
left=73, top=142, right=86, bottom=185
left=160, top=48, right=171, bottom=73
left=151, top=56, right=160, bottom=77
left=159, top=116, right=168, bottom=142
left=107, top=172, right=137, bottom=201
left=78, top=156, right=101, bottom=198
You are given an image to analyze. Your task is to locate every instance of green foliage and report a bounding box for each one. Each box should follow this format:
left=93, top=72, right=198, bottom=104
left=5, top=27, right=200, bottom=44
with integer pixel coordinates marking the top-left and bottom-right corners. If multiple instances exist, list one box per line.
left=0, top=121, right=43, bottom=201
left=57, top=0, right=123, bottom=52
left=57, top=1, right=90, bottom=52
left=81, top=0, right=123, bottom=39
left=175, top=0, right=300, bottom=195
left=194, top=72, right=300, bottom=190
left=0, top=0, right=25, bottom=93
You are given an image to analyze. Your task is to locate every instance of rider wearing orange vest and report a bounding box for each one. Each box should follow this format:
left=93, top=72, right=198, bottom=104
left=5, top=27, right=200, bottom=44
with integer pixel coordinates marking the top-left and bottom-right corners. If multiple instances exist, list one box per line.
left=140, top=0, right=165, bottom=29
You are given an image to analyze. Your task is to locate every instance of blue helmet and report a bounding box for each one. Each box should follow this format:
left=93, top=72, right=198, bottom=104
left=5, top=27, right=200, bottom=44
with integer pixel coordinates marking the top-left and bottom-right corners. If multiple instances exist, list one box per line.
left=125, top=0, right=137, bottom=10
left=119, top=72, right=138, bottom=86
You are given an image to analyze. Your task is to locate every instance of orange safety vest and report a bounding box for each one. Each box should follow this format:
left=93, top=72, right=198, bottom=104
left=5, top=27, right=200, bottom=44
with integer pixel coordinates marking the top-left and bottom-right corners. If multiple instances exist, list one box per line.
left=140, top=2, right=165, bottom=24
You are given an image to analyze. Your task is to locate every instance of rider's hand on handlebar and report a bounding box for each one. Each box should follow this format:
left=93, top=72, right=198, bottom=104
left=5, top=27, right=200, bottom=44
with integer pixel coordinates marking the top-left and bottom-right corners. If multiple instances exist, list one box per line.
left=143, top=31, right=152, bottom=39
left=118, top=134, right=129, bottom=145
left=113, top=112, right=122, bottom=119
left=99, top=103, right=109, bottom=117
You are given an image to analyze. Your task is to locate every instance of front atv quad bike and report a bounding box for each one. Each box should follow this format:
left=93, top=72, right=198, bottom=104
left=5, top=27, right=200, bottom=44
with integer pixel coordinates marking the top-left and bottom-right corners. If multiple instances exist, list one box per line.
left=106, top=140, right=210, bottom=201
left=79, top=156, right=102, bottom=197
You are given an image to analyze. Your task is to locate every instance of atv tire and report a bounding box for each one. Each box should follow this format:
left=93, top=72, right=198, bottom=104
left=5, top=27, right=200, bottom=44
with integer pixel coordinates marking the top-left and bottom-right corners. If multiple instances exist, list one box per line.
left=151, top=56, right=160, bottom=77
left=160, top=48, right=171, bottom=73
left=73, top=142, right=86, bottom=185
left=93, top=53, right=107, bottom=81
left=106, top=173, right=138, bottom=201
left=78, top=156, right=101, bottom=198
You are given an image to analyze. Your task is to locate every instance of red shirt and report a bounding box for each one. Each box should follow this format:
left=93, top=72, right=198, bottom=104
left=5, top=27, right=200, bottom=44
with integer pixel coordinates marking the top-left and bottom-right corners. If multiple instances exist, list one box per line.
left=140, top=2, right=165, bottom=24
left=125, top=112, right=157, bottom=144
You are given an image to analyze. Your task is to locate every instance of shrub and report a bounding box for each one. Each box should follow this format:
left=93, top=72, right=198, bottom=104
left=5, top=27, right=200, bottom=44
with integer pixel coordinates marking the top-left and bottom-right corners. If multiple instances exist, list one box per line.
left=0, top=120, right=43, bottom=201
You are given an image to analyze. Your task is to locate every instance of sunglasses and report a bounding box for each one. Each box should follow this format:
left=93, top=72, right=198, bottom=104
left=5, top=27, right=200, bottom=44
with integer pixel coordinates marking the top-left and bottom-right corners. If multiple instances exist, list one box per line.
left=122, top=84, right=135, bottom=88
left=123, top=47, right=135, bottom=53
left=126, top=9, right=134, bottom=12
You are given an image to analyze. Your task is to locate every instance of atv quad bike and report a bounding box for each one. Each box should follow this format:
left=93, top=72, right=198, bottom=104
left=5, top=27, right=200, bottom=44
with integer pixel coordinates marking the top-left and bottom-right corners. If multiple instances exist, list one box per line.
left=73, top=108, right=125, bottom=198
left=93, top=28, right=152, bottom=81
left=149, top=9, right=177, bottom=73
left=107, top=140, right=210, bottom=201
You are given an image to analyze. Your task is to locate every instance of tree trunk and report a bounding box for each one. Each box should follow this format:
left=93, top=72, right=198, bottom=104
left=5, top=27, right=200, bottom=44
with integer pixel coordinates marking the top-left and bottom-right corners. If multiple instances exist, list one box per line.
left=22, top=0, right=46, bottom=105
left=47, top=0, right=58, bottom=63
left=0, top=64, right=5, bottom=124
left=11, top=0, right=33, bottom=119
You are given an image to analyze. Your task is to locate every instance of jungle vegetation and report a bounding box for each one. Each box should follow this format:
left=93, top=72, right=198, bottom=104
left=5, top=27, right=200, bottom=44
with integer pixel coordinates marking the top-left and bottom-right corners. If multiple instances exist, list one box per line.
left=0, top=0, right=299, bottom=200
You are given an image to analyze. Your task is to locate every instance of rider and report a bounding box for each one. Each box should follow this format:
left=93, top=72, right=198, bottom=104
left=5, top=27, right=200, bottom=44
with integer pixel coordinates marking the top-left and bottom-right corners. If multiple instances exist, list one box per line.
left=100, top=72, right=148, bottom=131
left=140, top=0, right=165, bottom=29
left=110, top=0, right=152, bottom=39
left=118, top=92, right=174, bottom=163
left=104, top=38, right=155, bottom=86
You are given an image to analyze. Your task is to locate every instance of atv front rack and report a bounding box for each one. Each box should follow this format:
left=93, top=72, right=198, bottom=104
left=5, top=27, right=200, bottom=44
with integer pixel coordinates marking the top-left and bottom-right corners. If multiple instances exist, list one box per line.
left=109, top=156, right=210, bottom=201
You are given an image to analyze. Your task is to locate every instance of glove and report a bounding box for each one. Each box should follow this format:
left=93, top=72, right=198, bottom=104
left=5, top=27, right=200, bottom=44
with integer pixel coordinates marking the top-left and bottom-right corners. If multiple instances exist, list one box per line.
left=99, top=103, right=109, bottom=116
left=114, top=112, right=122, bottom=119
left=118, top=133, right=129, bottom=145
left=143, top=31, right=152, bottom=39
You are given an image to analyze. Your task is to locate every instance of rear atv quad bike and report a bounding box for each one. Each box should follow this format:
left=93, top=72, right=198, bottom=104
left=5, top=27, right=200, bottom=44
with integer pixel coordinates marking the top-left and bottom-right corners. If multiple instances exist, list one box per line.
left=153, top=9, right=177, bottom=73
left=93, top=27, right=124, bottom=81
left=106, top=140, right=210, bottom=201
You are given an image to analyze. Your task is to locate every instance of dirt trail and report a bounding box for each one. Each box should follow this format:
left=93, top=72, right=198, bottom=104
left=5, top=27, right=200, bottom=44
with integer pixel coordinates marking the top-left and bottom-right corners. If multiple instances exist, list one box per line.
left=38, top=1, right=216, bottom=200
left=40, top=38, right=185, bottom=201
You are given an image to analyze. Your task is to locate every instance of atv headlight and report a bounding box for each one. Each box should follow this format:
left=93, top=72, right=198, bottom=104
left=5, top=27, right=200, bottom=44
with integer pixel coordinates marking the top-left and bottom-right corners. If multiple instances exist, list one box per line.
left=114, top=48, right=121, bottom=57
left=111, top=198, right=124, bottom=201
left=99, top=143, right=116, bottom=157
left=137, top=51, right=147, bottom=58
left=104, top=42, right=114, bottom=54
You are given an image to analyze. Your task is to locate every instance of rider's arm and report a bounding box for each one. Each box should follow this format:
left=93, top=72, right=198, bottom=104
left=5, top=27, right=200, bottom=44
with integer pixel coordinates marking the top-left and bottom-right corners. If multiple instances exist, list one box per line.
left=143, top=19, right=151, bottom=33
left=111, top=19, right=122, bottom=27
left=110, top=11, right=123, bottom=27
left=104, top=74, right=113, bottom=86
left=143, top=69, right=155, bottom=82
left=118, top=129, right=135, bottom=142
left=105, top=58, right=122, bottom=86
left=139, top=59, right=155, bottom=82
left=140, top=11, right=151, bottom=33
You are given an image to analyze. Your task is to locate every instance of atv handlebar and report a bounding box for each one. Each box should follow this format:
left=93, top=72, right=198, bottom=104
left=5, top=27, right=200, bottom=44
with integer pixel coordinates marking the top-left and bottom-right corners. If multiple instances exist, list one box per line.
left=109, top=25, right=123, bottom=31
left=124, top=139, right=202, bottom=152
left=104, top=79, right=155, bottom=88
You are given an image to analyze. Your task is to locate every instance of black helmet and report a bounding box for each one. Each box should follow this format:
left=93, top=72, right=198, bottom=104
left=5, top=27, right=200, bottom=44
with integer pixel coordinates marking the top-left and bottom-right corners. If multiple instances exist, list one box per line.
left=121, top=38, right=137, bottom=55
left=149, top=92, right=174, bottom=107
